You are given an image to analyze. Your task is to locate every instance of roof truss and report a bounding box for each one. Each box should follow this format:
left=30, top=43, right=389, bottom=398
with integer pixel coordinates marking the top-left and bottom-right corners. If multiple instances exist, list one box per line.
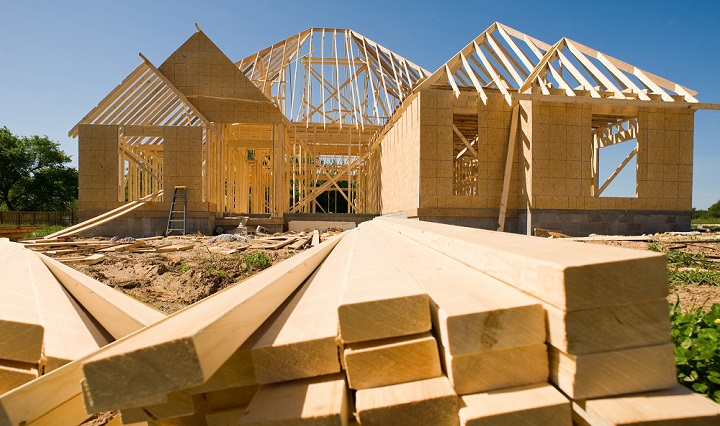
left=419, top=22, right=698, bottom=105
left=236, top=28, right=431, bottom=128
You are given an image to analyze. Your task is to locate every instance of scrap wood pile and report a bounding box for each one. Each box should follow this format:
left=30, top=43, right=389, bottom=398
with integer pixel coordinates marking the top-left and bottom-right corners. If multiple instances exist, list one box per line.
left=17, top=229, right=327, bottom=265
left=2, top=218, right=720, bottom=425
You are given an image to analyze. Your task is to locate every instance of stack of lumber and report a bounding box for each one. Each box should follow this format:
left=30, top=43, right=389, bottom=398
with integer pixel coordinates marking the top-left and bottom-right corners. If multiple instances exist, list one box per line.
left=2, top=218, right=719, bottom=425
left=372, top=218, right=716, bottom=425
left=0, top=238, right=164, bottom=397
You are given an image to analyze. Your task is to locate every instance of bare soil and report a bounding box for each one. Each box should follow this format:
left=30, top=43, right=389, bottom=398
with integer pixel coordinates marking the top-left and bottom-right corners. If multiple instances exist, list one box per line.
left=71, top=236, right=300, bottom=314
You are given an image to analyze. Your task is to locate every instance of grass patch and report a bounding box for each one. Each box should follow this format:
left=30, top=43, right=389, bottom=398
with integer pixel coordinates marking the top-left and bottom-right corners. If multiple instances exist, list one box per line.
left=693, top=217, right=720, bottom=225
left=243, top=251, right=272, bottom=271
left=654, top=248, right=720, bottom=288
left=23, top=225, right=66, bottom=238
left=670, top=301, right=720, bottom=403
left=178, top=262, right=191, bottom=274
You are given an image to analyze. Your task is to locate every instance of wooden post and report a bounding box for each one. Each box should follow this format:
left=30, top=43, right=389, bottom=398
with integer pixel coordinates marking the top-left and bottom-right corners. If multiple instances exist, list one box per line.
left=498, top=104, right=520, bottom=232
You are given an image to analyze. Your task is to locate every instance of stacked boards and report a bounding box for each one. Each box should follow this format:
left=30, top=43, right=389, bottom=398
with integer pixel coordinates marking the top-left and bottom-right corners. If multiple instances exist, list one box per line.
left=373, top=217, right=718, bottom=425
left=2, top=218, right=720, bottom=425
left=0, top=238, right=163, bottom=395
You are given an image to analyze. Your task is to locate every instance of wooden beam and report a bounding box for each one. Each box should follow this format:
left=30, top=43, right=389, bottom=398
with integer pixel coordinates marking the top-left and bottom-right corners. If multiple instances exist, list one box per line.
left=37, top=253, right=165, bottom=339
left=250, top=231, right=356, bottom=384
left=545, top=300, right=672, bottom=355
left=0, top=242, right=44, bottom=363
left=238, top=374, right=348, bottom=426
left=45, top=190, right=163, bottom=239
left=444, top=343, right=548, bottom=395
left=0, top=361, right=38, bottom=395
left=337, top=225, right=430, bottom=343
left=344, top=332, right=442, bottom=390
left=572, top=385, right=720, bottom=425
left=81, top=234, right=345, bottom=413
left=498, top=104, right=520, bottom=232
left=370, top=223, right=544, bottom=355
left=26, top=251, right=111, bottom=372
left=374, top=218, right=667, bottom=311
left=549, top=343, right=676, bottom=400
left=355, top=376, right=458, bottom=426
left=459, top=383, right=571, bottom=426
left=452, top=124, right=479, bottom=159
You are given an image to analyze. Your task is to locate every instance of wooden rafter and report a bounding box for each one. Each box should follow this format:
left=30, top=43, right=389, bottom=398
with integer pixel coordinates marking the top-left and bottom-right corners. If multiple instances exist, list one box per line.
left=417, top=22, right=699, bottom=106
left=236, top=28, right=430, bottom=127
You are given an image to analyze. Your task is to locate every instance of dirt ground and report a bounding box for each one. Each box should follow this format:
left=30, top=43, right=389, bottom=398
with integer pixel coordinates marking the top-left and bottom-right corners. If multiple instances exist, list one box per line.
left=70, top=235, right=302, bottom=314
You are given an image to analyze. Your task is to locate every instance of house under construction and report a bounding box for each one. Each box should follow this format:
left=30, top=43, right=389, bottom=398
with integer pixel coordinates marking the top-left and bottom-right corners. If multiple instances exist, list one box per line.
left=71, top=23, right=717, bottom=236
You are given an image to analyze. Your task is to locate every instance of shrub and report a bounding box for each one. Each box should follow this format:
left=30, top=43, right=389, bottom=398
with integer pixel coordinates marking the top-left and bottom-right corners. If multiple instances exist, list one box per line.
left=670, top=302, right=720, bottom=403
left=243, top=251, right=272, bottom=271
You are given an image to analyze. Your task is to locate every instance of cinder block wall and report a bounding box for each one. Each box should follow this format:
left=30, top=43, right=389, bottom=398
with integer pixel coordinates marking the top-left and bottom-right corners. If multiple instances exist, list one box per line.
left=77, top=124, right=119, bottom=211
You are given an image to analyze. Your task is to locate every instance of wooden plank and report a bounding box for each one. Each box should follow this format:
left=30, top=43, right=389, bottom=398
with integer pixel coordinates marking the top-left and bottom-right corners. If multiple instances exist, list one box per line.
left=250, top=231, right=355, bottom=384
left=119, top=392, right=195, bottom=423
left=498, top=104, right=520, bottom=232
left=545, top=300, right=671, bottom=355
left=355, top=376, right=458, bottom=426
left=206, top=407, right=246, bottom=426
left=549, top=343, right=677, bottom=400
left=26, top=251, right=111, bottom=372
left=238, top=374, right=348, bottom=426
left=0, top=361, right=38, bottom=394
left=374, top=218, right=666, bottom=311
left=572, top=384, right=720, bottom=425
left=338, top=225, right=430, bottom=343
left=0, top=242, right=44, bottom=363
left=27, top=393, right=87, bottom=426
left=184, top=341, right=256, bottom=395
left=45, top=190, right=163, bottom=239
left=0, top=312, right=170, bottom=426
left=80, top=234, right=345, bottom=413
left=460, top=383, right=571, bottom=426
left=155, top=244, right=194, bottom=253
left=57, top=253, right=105, bottom=265
left=286, top=235, right=311, bottom=250
left=37, top=253, right=165, bottom=339
left=344, top=332, right=442, bottom=390
left=443, top=343, right=548, bottom=395
left=311, top=230, right=320, bottom=246
left=203, top=385, right=258, bottom=411
left=371, top=223, right=544, bottom=355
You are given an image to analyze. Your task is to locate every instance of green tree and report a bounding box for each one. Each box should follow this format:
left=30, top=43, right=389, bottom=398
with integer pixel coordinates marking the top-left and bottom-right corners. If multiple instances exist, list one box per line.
left=0, top=127, right=78, bottom=211
left=708, top=199, right=720, bottom=218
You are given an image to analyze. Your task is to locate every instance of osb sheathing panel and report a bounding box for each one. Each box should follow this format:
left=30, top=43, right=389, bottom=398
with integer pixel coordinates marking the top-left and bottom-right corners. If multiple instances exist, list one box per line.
left=158, top=31, right=282, bottom=124
left=418, top=90, right=453, bottom=209
left=529, top=101, right=592, bottom=211
left=525, top=101, right=693, bottom=212
left=637, top=107, right=694, bottom=211
left=78, top=124, right=119, bottom=210
left=163, top=126, right=204, bottom=206
left=379, top=95, right=421, bottom=215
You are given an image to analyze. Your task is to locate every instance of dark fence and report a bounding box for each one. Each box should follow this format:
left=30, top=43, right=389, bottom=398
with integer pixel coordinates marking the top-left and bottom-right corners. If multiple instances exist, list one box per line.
left=0, top=211, right=77, bottom=226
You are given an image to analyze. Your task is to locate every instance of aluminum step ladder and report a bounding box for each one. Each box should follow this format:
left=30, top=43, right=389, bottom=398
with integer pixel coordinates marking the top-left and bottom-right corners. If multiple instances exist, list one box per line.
left=166, top=186, right=187, bottom=236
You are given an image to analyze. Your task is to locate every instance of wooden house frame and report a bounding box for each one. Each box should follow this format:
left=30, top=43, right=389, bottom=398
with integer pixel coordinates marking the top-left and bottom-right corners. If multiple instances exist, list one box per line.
left=71, top=23, right=717, bottom=236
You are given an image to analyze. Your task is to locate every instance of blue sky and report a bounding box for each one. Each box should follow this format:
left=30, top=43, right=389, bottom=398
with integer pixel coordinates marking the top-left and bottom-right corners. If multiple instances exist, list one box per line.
left=1, top=0, right=719, bottom=208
